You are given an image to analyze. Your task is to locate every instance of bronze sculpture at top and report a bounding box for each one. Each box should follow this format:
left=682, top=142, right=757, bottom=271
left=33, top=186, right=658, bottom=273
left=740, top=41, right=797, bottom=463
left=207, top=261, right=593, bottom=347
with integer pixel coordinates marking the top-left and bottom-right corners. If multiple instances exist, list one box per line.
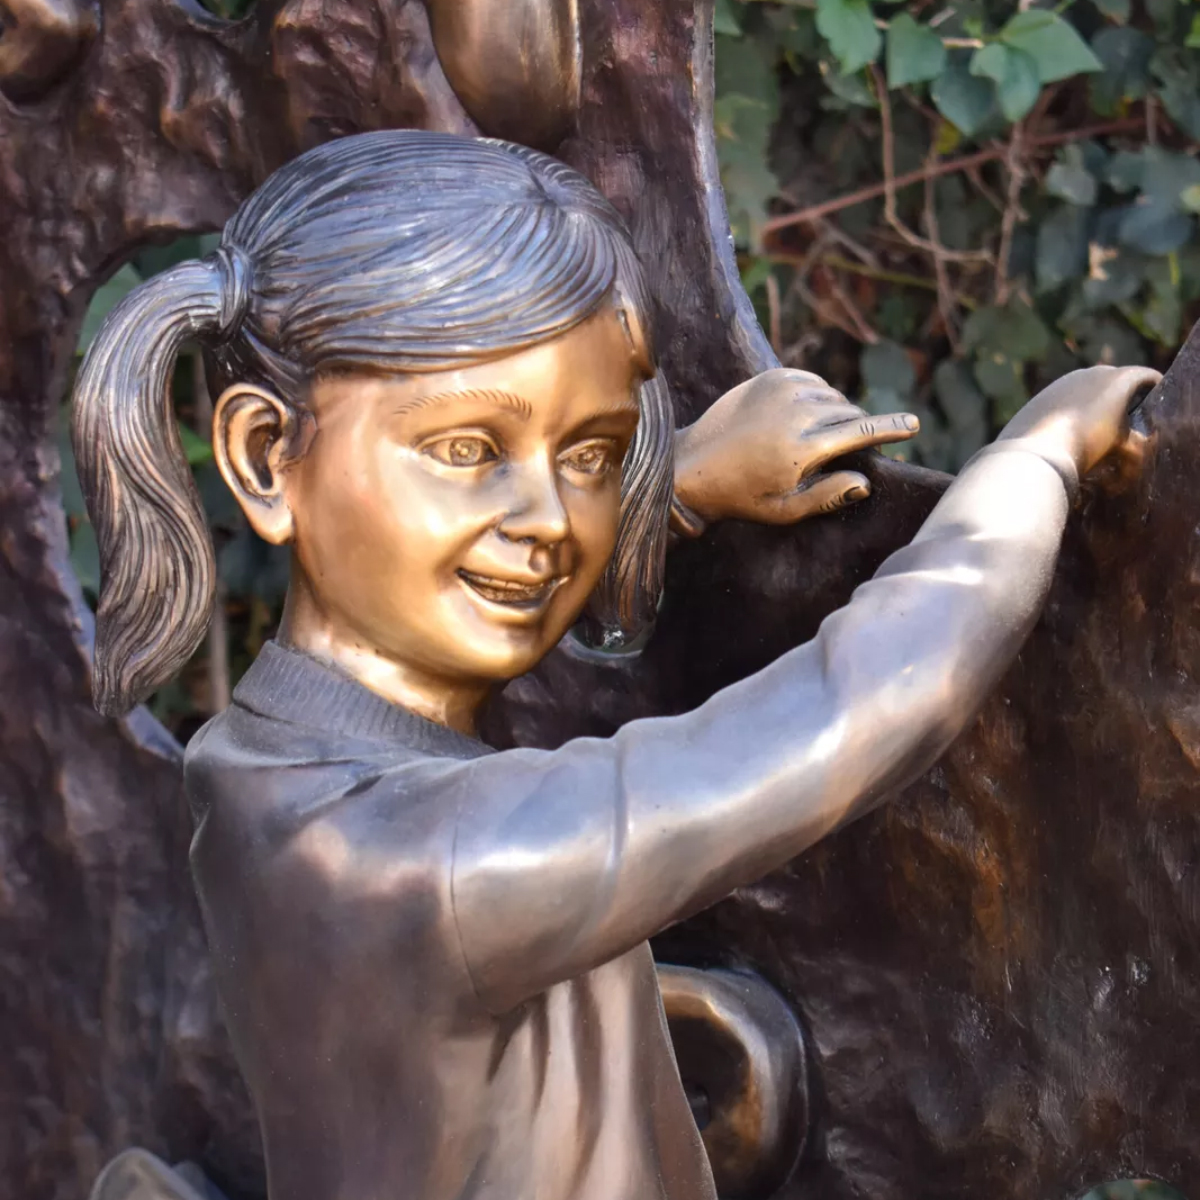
left=70, top=128, right=1157, bottom=1200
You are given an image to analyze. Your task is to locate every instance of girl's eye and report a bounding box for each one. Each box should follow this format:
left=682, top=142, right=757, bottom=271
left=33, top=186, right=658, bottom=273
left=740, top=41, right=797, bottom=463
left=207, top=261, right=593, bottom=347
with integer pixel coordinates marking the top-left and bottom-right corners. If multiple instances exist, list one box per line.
left=560, top=441, right=616, bottom=476
left=426, top=436, right=498, bottom=467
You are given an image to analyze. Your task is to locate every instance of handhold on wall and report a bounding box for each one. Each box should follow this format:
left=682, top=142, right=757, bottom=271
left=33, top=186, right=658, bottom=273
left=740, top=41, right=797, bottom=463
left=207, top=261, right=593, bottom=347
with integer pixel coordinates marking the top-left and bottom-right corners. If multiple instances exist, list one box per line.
left=658, top=964, right=810, bottom=1200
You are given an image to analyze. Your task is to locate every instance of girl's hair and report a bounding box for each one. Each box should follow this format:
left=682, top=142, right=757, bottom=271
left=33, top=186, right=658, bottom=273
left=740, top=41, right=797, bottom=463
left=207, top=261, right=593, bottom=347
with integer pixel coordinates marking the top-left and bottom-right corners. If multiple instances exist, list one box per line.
left=72, top=131, right=674, bottom=716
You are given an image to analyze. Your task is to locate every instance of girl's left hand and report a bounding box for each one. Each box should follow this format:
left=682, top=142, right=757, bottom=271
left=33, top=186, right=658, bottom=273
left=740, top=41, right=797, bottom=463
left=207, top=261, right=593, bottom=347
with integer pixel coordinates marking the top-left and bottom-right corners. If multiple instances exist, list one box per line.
left=671, top=368, right=920, bottom=532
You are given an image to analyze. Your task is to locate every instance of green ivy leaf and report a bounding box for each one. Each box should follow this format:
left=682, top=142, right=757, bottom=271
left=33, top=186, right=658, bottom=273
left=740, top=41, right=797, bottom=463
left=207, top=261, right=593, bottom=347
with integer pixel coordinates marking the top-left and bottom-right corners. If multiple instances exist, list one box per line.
left=715, top=31, right=779, bottom=108
left=77, top=263, right=143, bottom=353
left=861, top=339, right=916, bottom=400
left=714, top=36, right=781, bottom=246
left=772, top=9, right=819, bottom=61
left=963, top=300, right=1052, bottom=361
left=999, top=11, right=1103, bottom=83
left=822, top=64, right=878, bottom=107
left=933, top=360, right=988, bottom=461
left=714, top=0, right=742, bottom=38
left=1134, top=257, right=1183, bottom=346
left=970, top=43, right=1040, bottom=122
left=69, top=522, right=100, bottom=597
left=1078, top=247, right=1147, bottom=310
left=1188, top=14, right=1200, bottom=50
left=1153, top=152, right=1200, bottom=204
left=1119, top=147, right=1200, bottom=255
left=930, top=59, right=996, bottom=136
left=1094, top=0, right=1131, bottom=23
left=1045, top=145, right=1098, bottom=206
left=1151, top=49, right=1200, bottom=140
left=739, top=256, right=774, bottom=295
left=816, top=0, right=882, bottom=75
left=1146, top=0, right=1181, bottom=36
left=1089, top=27, right=1154, bottom=114
left=177, top=422, right=215, bottom=467
left=132, top=233, right=220, bottom=278
left=974, top=352, right=1027, bottom=414
left=56, top=412, right=87, bottom=520
left=1120, top=206, right=1193, bottom=256
left=1036, top=204, right=1091, bottom=292
left=886, top=13, right=946, bottom=87
left=1065, top=314, right=1147, bottom=367
left=1106, top=149, right=1145, bottom=194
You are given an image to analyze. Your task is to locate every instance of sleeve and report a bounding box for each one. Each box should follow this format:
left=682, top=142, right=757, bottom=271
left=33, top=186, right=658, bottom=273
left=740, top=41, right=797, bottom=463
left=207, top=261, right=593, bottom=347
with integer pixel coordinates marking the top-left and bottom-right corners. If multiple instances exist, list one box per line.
left=431, top=444, right=1072, bottom=1012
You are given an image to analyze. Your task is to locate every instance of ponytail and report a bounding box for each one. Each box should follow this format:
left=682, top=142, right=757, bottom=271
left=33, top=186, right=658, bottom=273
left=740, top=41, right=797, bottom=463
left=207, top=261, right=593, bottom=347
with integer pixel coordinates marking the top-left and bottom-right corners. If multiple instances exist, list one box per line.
left=71, top=248, right=251, bottom=715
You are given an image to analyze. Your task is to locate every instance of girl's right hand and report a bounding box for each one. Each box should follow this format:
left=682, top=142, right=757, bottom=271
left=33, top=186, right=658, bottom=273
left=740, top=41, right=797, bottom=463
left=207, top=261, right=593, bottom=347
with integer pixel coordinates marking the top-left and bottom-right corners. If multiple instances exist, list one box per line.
left=997, top=365, right=1162, bottom=479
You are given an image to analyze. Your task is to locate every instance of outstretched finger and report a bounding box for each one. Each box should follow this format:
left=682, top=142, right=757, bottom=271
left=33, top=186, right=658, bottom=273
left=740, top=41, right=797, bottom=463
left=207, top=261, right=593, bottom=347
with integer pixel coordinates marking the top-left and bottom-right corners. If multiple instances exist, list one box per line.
left=799, top=412, right=920, bottom=470
left=763, top=471, right=871, bottom=524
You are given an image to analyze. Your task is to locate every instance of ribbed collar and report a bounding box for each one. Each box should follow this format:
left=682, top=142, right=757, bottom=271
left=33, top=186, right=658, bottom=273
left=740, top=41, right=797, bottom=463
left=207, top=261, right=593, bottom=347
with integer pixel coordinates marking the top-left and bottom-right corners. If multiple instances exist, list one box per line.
left=233, top=640, right=494, bottom=760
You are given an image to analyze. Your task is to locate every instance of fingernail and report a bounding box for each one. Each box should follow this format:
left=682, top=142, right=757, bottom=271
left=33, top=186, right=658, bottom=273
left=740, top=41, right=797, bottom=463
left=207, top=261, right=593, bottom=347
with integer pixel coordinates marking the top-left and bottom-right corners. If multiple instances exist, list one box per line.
left=845, top=484, right=870, bottom=502
left=902, top=414, right=920, bottom=431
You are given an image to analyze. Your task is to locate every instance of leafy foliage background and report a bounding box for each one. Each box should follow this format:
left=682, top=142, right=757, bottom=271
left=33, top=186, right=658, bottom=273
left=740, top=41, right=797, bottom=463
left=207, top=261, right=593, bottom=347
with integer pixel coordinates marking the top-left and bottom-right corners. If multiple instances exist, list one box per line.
left=62, top=0, right=1200, bottom=754
left=717, top=0, right=1200, bottom=474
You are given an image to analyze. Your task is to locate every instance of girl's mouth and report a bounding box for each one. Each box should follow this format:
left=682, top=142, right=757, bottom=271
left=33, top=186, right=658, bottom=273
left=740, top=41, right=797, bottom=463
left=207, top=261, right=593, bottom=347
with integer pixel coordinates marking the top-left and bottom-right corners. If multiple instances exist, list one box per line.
left=457, top=569, right=564, bottom=610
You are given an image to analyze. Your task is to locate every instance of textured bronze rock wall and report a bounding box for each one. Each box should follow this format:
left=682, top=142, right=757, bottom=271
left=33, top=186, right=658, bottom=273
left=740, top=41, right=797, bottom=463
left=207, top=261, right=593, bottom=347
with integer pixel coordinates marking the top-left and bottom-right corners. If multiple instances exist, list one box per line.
left=1, top=0, right=1198, bottom=1198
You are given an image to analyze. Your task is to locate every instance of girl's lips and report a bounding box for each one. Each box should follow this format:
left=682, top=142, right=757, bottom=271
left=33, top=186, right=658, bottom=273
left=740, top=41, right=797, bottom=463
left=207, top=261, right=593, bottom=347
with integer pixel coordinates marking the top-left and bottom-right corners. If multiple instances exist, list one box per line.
left=457, top=569, right=565, bottom=609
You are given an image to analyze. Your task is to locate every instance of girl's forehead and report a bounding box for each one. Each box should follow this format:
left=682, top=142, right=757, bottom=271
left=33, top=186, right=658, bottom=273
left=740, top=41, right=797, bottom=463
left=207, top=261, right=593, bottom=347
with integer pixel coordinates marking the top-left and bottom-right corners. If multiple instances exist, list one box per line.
left=311, top=309, right=642, bottom=420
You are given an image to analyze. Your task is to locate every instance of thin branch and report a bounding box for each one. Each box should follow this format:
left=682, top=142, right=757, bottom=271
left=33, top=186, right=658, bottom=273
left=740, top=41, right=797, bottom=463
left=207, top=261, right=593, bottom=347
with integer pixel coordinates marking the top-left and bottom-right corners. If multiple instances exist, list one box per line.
left=765, top=271, right=782, bottom=354
left=923, top=143, right=963, bottom=350
left=814, top=216, right=881, bottom=269
left=762, top=117, right=1145, bottom=237
left=872, top=65, right=992, bottom=264
left=769, top=249, right=976, bottom=307
left=994, top=120, right=1027, bottom=305
left=779, top=230, right=867, bottom=343
left=964, top=162, right=1005, bottom=213
left=825, top=270, right=881, bottom=344
left=794, top=277, right=864, bottom=342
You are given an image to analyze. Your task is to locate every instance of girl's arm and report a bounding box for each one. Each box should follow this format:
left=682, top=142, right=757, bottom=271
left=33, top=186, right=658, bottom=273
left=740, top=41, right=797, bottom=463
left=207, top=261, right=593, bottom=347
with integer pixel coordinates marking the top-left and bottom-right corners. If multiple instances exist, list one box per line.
left=442, top=365, right=1156, bottom=1013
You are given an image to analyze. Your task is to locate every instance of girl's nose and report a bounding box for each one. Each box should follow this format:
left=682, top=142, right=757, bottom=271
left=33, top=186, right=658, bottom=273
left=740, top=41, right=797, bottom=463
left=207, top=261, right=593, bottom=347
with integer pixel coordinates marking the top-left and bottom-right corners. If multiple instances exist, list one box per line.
left=497, top=457, right=570, bottom=545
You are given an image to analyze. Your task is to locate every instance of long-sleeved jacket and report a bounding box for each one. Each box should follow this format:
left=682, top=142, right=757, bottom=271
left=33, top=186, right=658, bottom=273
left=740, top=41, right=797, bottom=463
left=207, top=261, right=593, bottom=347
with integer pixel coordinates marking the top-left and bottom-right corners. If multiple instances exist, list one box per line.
left=184, top=441, right=1072, bottom=1200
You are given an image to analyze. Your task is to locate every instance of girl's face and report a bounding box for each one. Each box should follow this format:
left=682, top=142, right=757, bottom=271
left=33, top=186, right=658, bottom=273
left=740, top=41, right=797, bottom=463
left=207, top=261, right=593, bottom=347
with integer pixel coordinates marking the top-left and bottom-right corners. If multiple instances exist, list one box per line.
left=278, top=306, right=641, bottom=707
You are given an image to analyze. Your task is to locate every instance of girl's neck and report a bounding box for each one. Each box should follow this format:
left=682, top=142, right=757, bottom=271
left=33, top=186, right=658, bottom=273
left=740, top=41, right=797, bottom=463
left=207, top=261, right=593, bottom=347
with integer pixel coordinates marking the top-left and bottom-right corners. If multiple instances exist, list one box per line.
left=277, top=582, right=489, bottom=737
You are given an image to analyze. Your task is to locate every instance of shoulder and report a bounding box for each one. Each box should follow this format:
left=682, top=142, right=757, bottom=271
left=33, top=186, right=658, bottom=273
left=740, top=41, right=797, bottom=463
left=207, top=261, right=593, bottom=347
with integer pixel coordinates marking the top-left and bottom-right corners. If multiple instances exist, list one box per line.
left=187, top=706, right=478, bottom=989
left=186, top=701, right=471, bottom=895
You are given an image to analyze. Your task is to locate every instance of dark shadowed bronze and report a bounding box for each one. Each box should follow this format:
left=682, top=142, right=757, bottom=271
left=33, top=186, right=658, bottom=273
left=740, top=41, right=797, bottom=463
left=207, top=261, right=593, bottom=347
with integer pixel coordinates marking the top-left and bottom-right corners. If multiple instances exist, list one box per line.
left=658, top=965, right=810, bottom=1199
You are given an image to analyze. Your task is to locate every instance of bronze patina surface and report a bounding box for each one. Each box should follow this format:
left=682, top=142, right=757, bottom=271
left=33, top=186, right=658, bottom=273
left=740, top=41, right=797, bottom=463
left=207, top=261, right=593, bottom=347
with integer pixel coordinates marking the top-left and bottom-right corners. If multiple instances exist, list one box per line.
left=68, top=117, right=1155, bottom=1200
left=2, top=3, right=1200, bottom=1200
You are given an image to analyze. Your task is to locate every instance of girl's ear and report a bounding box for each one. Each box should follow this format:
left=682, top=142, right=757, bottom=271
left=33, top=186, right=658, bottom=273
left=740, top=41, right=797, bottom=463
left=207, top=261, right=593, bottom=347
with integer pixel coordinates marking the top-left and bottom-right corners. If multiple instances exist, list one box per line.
left=213, top=384, right=308, bottom=545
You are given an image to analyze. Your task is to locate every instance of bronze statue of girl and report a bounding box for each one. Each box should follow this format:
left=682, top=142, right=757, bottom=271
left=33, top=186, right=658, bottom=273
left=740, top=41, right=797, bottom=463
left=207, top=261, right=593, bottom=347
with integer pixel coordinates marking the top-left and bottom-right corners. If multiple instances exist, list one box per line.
left=72, top=130, right=1157, bottom=1200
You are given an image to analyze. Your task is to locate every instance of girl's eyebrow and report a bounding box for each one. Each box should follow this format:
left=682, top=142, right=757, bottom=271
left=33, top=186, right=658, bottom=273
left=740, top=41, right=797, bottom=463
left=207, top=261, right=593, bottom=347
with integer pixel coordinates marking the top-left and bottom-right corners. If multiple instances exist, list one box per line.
left=393, top=388, right=532, bottom=420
